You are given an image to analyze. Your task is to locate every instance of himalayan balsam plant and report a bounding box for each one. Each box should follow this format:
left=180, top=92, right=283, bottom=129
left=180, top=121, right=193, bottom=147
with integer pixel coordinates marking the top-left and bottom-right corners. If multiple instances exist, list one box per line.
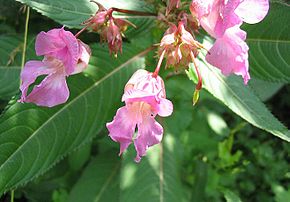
left=0, top=0, right=289, bottom=201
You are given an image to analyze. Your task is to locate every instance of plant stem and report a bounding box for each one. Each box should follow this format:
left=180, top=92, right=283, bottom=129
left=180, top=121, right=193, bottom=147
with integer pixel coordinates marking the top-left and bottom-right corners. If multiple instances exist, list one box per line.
left=153, top=49, right=166, bottom=77
left=10, top=190, right=14, bottom=202
left=21, top=6, right=30, bottom=70
left=75, top=23, right=91, bottom=38
left=190, top=51, right=202, bottom=90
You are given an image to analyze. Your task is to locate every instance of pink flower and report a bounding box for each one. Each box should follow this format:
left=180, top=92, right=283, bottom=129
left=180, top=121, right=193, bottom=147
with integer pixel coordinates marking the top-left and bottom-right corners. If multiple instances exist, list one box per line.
left=206, top=26, right=250, bottom=84
left=106, top=69, right=173, bottom=162
left=85, top=4, right=133, bottom=56
left=190, top=0, right=269, bottom=38
left=190, top=0, right=269, bottom=84
left=107, top=19, right=123, bottom=55
left=19, top=28, right=91, bottom=107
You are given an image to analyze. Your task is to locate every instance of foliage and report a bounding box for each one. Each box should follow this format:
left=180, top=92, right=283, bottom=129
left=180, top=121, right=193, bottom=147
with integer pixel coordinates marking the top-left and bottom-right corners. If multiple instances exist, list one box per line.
left=0, top=0, right=289, bottom=202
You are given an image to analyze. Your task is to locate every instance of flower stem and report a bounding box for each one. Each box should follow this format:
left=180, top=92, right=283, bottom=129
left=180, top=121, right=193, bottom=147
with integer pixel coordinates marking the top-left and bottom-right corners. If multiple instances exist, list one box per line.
left=21, top=6, right=30, bottom=70
left=75, top=23, right=91, bottom=38
left=190, top=51, right=202, bottom=90
left=10, top=190, right=14, bottom=202
left=153, top=49, right=166, bottom=77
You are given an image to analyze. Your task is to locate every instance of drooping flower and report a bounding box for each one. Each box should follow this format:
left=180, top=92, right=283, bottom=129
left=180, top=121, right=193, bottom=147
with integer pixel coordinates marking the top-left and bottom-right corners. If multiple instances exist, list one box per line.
left=190, top=0, right=269, bottom=84
left=84, top=2, right=133, bottom=56
left=206, top=26, right=250, bottom=83
left=159, top=21, right=202, bottom=69
left=19, top=27, right=91, bottom=107
left=107, top=19, right=123, bottom=55
left=106, top=69, right=173, bottom=162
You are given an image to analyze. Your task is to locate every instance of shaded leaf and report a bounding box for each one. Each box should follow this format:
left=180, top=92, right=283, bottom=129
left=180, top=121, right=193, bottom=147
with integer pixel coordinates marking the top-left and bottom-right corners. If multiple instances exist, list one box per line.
left=244, top=2, right=290, bottom=82
left=15, top=0, right=155, bottom=38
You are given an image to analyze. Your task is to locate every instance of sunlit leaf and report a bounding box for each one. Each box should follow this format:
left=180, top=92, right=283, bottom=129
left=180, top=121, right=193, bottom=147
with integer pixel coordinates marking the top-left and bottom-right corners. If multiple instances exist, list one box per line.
left=68, top=133, right=187, bottom=202
left=187, top=38, right=290, bottom=142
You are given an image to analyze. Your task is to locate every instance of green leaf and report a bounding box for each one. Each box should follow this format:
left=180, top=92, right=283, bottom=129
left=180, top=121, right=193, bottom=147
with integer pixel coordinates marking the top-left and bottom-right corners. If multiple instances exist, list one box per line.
left=0, top=66, right=21, bottom=99
left=221, top=189, right=242, bottom=202
left=68, top=133, right=187, bottom=202
left=0, top=42, right=152, bottom=195
left=244, top=2, right=290, bottom=82
left=249, top=78, right=283, bottom=101
left=187, top=43, right=290, bottom=142
left=68, top=151, right=120, bottom=202
left=68, top=142, right=92, bottom=171
left=15, top=0, right=155, bottom=38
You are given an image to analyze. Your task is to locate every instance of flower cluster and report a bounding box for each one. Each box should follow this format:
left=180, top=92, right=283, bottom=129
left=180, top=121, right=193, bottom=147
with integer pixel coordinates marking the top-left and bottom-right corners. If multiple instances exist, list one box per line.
left=190, top=0, right=269, bottom=84
left=82, top=2, right=134, bottom=56
left=159, top=21, right=203, bottom=70
left=19, top=1, right=269, bottom=162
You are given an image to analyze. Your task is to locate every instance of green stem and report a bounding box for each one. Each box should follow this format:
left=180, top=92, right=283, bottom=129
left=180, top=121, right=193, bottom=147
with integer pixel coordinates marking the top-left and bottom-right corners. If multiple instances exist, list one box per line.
left=21, top=6, right=30, bottom=71
left=10, top=190, right=14, bottom=202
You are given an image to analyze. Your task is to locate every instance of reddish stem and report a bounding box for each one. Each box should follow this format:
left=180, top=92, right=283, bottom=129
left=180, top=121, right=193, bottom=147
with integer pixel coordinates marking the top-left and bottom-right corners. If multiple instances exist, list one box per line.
left=75, top=23, right=91, bottom=38
left=153, top=49, right=166, bottom=77
left=190, top=51, right=202, bottom=90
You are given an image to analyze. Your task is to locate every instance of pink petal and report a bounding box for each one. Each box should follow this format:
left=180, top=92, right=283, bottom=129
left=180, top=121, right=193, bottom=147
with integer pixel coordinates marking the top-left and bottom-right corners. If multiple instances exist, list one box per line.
left=190, top=0, right=214, bottom=18
left=20, top=60, right=55, bottom=103
left=35, top=28, right=79, bottom=75
left=35, top=29, right=66, bottom=56
left=235, top=0, right=269, bottom=24
left=160, top=33, right=176, bottom=46
left=206, top=26, right=250, bottom=84
left=24, top=71, right=69, bottom=107
left=198, top=1, right=220, bottom=38
left=106, top=106, right=136, bottom=155
left=214, top=0, right=242, bottom=37
left=157, top=98, right=173, bottom=117
left=71, top=40, right=91, bottom=75
left=134, top=116, right=163, bottom=162
left=59, top=28, right=80, bottom=75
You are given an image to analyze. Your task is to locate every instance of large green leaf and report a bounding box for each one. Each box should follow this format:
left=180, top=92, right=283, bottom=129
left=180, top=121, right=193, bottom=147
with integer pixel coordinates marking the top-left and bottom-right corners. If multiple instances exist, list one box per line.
left=68, top=133, right=187, bottom=202
left=0, top=42, right=152, bottom=195
left=15, top=0, right=155, bottom=38
left=244, top=2, right=290, bottom=82
left=187, top=38, right=290, bottom=142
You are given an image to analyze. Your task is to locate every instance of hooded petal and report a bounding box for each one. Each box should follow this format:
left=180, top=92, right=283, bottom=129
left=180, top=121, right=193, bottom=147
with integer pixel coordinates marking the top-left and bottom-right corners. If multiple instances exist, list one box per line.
left=71, top=40, right=91, bottom=75
left=235, top=0, right=269, bottom=24
left=134, top=116, right=163, bottom=162
left=24, top=71, right=69, bottom=107
left=106, top=106, right=136, bottom=155
left=35, top=28, right=79, bottom=75
left=206, top=26, right=250, bottom=84
left=20, top=60, right=55, bottom=103
left=35, top=28, right=66, bottom=56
